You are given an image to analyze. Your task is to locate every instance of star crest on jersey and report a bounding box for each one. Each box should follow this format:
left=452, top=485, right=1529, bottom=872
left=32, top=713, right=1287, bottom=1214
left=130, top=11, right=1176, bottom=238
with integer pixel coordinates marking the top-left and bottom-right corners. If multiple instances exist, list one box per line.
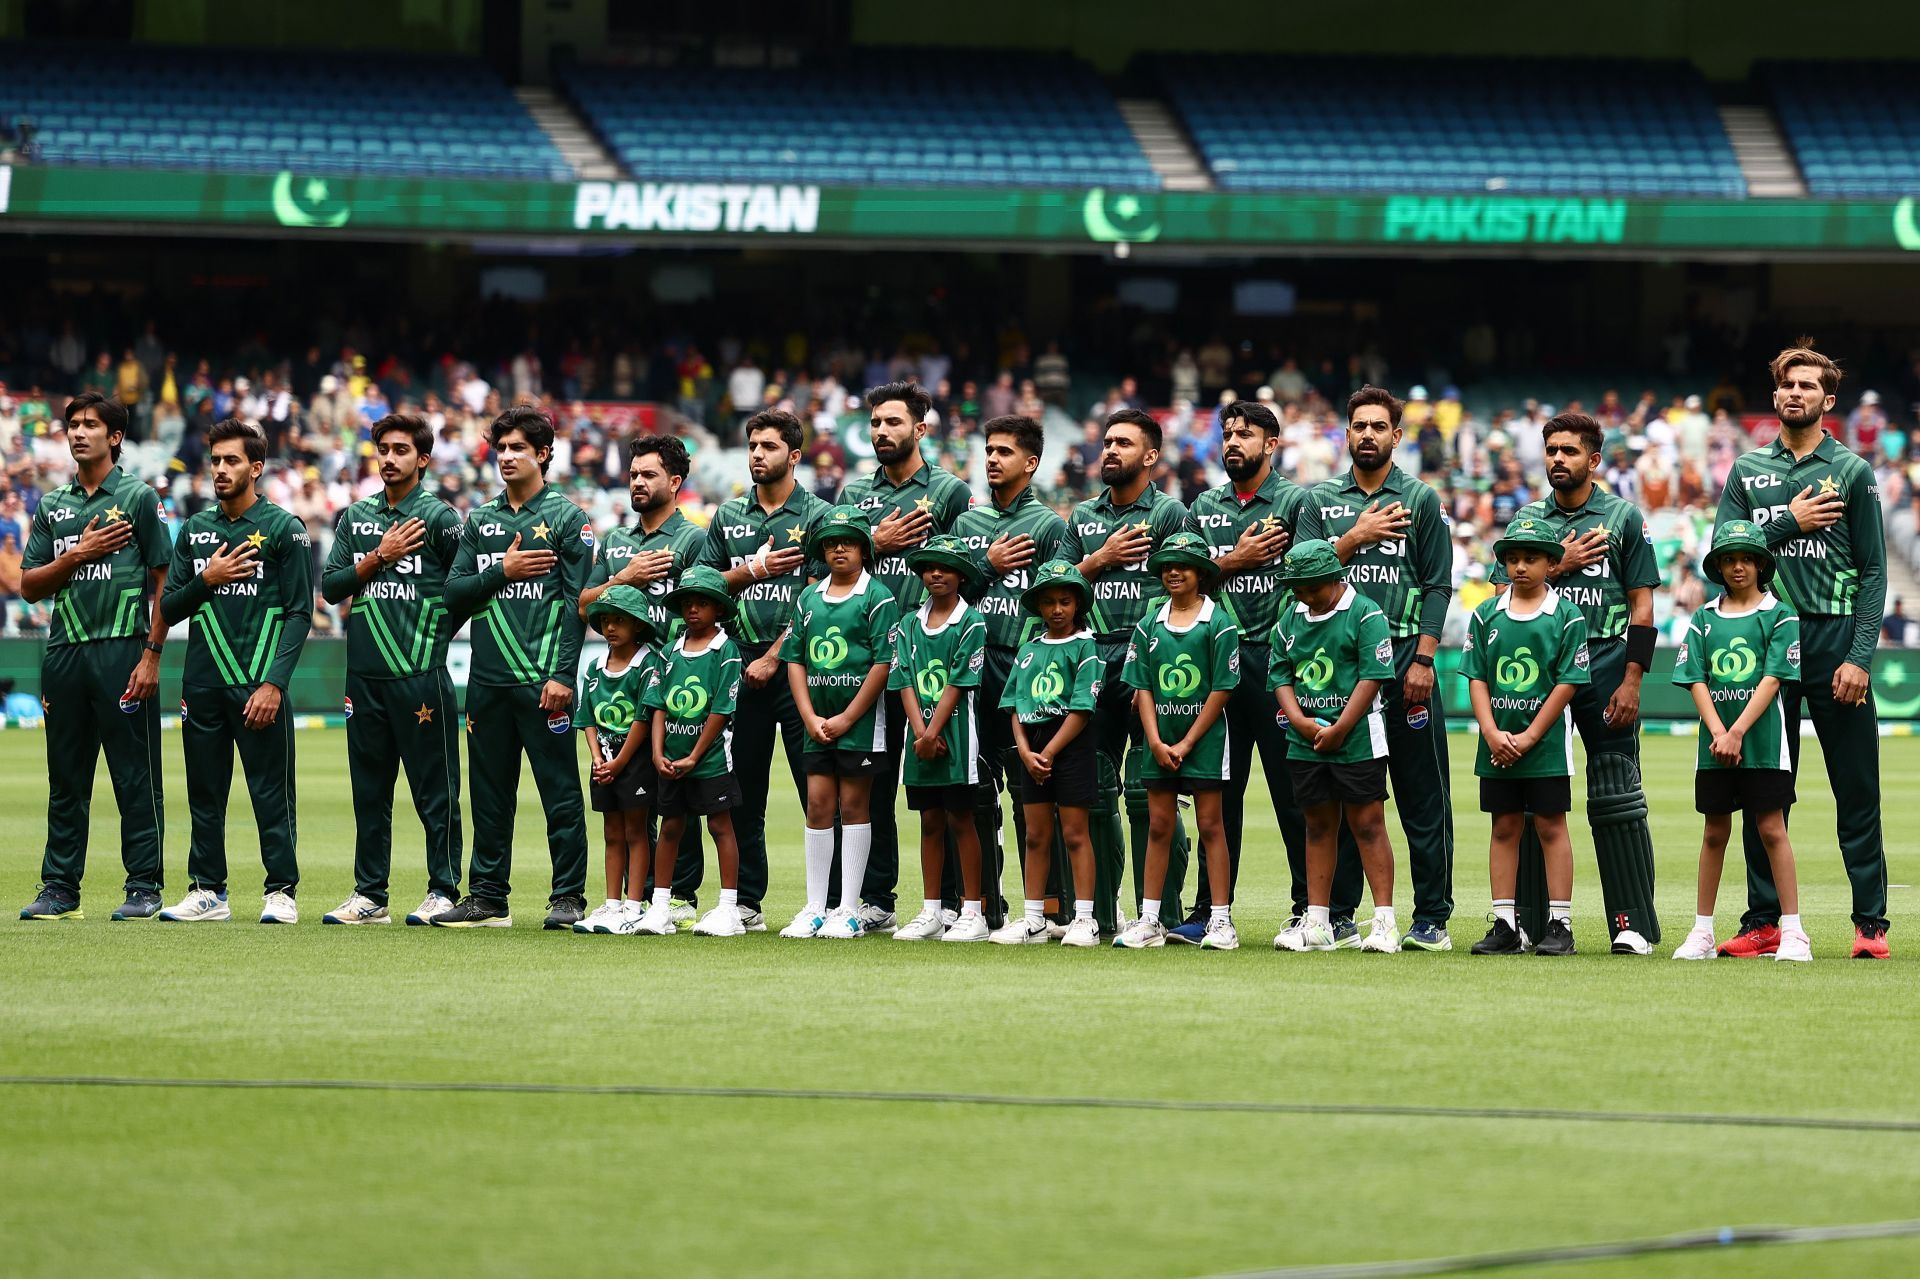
left=531, top=521, right=552, bottom=542
left=915, top=497, right=936, bottom=513
left=245, top=531, right=267, bottom=550
left=788, top=526, right=807, bottom=543
left=1818, top=475, right=1839, bottom=496
left=415, top=704, right=434, bottom=725
left=1132, top=520, right=1151, bottom=533
left=103, top=505, right=124, bottom=522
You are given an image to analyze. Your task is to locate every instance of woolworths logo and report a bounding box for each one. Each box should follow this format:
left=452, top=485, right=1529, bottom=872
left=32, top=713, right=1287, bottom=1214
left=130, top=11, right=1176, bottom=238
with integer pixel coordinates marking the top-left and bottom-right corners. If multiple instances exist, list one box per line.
left=915, top=660, right=948, bottom=700
left=1710, top=637, right=1758, bottom=682
left=1030, top=666, right=1065, bottom=701
left=1157, top=654, right=1203, bottom=697
left=664, top=676, right=710, bottom=718
left=573, top=182, right=820, bottom=233
left=808, top=626, right=850, bottom=669
left=1496, top=647, right=1542, bottom=692
left=1382, top=196, right=1625, bottom=245
left=593, top=691, right=637, bottom=732
left=1296, top=647, right=1335, bottom=692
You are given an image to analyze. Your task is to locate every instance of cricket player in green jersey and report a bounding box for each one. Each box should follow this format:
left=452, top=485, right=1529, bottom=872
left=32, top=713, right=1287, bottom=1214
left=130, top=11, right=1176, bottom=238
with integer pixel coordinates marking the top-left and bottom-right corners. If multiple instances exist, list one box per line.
left=698, top=409, right=832, bottom=928
left=18, top=393, right=170, bottom=922
left=1714, top=340, right=1888, bottom=959
left=157, top=419, right=312, bottom=924
left=1062, top=408, right=1196, bottom=932
left=318, top=414, right=464, bottom=927
left=580, top=433, right=709, bottom=923
left=1317, top=386, right=1456, bottom=950
left=1669, top=521, right=1810, bottom=963
left=837, top=381, right=972, bottom=919
left=951, top=415, right=1069, bottom=928
left=437, top=406, right=594, bottom=930
left=1495, top=413, right=1664, bottom=954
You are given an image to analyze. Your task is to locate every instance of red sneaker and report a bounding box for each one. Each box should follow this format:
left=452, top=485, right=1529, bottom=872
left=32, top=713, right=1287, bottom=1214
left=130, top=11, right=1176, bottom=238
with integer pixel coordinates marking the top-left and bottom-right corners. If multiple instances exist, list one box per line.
left=1851, top=925, right=1891, bottom=960
left=1717, top=923, right=1780, bottom=957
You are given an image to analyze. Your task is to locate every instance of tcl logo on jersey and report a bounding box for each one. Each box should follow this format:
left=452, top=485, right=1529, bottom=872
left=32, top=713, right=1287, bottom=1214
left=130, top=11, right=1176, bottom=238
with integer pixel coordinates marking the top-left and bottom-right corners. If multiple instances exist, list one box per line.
left=1320, top=504, right=1359, bottom=519
left=349, top=521, right=384, bottom=536
left=1741, top=474, right=1784, bottom=491
left=50, top=506, right=76, bottom=523
left=187, top=530, right=223, bottom=546
left=722, top=524, right=758, bottom=539
left=475, top=522, right=507, bottom=537
left=1191, top=512, right=1236, bottom=530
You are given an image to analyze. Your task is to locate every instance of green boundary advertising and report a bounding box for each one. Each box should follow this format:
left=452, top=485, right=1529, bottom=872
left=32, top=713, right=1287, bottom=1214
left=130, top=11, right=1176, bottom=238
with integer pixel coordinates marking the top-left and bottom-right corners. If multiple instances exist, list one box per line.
left=3, top=164, right=1919, bottom=253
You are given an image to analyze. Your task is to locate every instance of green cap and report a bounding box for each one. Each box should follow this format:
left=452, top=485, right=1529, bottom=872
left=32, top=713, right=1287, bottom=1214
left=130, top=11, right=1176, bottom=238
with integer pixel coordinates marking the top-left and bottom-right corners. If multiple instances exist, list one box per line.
left=1146, top=529, right=1219, bottom=582
left=661, top=563, right=735, bottom=621
left=1279, top=538, right=1345, bottom=585
left=806, top=505, right=873, bottom=561
left=1019, top=558, right=1093, bottom=617
left=1492, top=516, right=1565, bottom=564
left=1704, top=519, right=1775, bottom=587
left=907, top=532, right=984, bottom=587
left=585, top=583, right=660, bottom=642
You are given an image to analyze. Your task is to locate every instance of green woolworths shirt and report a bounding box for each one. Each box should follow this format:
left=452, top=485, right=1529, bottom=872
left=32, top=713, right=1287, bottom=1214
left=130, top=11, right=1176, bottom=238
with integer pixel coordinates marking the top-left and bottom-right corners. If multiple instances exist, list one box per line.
left=1121, top=597, right=1241, bottom=780
left=1188, top=467, right=1323, bottom=642
left=1490, top=484, right=1660, bottom=641
left=697, top=484, right=833, bottom=651
left=888, top=598, right=987, bottom=788
left=779, top=570, right=900, bottom=754
left=1460, top=589, right=1591, bottom=780
left=578, top=646, right=661, bottom=761
left=951, top=485, right=1068, bottom=652
left=1266, top=584, right=1395, bottom=764
left=319, top=484, right=463, bottom=679
left=1062, top=484, right=1196, bottom=644
left=444, top=485, right=593, bottom=688
left=1672, top=592, right=1800, bottom=772
left=1000, top=631, right=1103, bottom=724
left=838, top=459, right=972, bottom=610
left=1311, top=465, right=1451, bottom=640
left=641, top=629, right=742, bottom=779
left=22, top=465, right=171, bottom=647
left=161, top=496, right=313, bottom=690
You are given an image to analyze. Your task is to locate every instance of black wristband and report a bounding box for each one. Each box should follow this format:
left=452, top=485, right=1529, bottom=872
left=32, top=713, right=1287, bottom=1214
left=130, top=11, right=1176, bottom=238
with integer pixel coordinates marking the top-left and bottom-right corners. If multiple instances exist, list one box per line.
left=1625, top=624, right=1658, bottom=672
left=143, top=640, right=164, bottom=655
left=1410, top=653, right=1435, bottom=668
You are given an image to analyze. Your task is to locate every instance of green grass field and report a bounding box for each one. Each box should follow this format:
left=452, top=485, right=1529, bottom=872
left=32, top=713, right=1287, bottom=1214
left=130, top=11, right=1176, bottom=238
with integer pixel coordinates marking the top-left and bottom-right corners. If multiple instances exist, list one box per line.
left=2, top=727, right=1916, bottom=1278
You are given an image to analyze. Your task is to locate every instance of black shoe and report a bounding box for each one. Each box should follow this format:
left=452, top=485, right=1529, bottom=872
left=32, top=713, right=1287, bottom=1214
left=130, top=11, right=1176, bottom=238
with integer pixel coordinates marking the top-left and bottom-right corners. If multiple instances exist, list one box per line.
left=543, top=895, right=588, bottom=931
left=1534, top=918, right=1577, bottom=956
left=1470, top=917, right=1524, bottom=955
left=111, top=889, right=163, bottom=920
left=431, top=894, right=512, bottom=928
left=20, top=884, right=82, bottom=920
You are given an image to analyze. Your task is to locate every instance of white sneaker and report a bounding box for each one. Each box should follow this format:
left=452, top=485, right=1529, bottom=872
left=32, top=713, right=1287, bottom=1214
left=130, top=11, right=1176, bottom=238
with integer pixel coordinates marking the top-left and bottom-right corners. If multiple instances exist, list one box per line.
left=621, top=903, right=675, bottom=936
left=259, top=891, right=298, bottom=924
left=405, top=891, right=455, bottom=926
left=693, top=905, right=746, bottom=937
left=668, top=897, right=698, bottom=931
left=323, top=894, right=389, bottom=925
left=1275, top=918, right=1336, bottom=952
left=855, top=903, right=898, bottom=934
left=941, top=913, right=990, bottom=942
left=1360, top=917, right=1399, bottom=953
left=1774, top=928, right=1813, bottom=963
left=1113, top=916, right=1168, bottom=949
left=1200, top=917, right=1240, bottom=950
left=1045, top=920, right=1069, bottom=940
left=1060, top=916, right=1101, bottom=948
left=737, top=907, right=768, bottom=933
left=780, top=907, right=826, bottom=939
left=573, top=901, right=625, bottom=934
left=817, top=907, right=866, bottom=939
left=1611, top=928, right=1654, bottom=956
left=990, top=916, right=1050, bottom=945
left=894, top=908, right=947, bottom=940
left=158, top=887, right=229, bottom=922
left=1671, top=927, right=1718, bottom=961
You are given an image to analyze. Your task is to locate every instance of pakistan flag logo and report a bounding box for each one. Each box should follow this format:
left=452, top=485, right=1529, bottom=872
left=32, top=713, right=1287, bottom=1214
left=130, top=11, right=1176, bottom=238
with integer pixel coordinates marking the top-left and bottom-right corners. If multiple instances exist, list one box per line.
left=1495, top=646, right=1542, bottom=692
left=1710, top=637, right=1758, bottom=682
left=1297, top=647, right=1335, bottom=692
left=808, top=626, right=850, bottom=669
left=916, top=659, right=948, bottom=700
left=1030, top=665, right=1065, bottom=702
left=1157, top=654, right=1203, bottom=697
left=271, top=172, right=351, bottom=228
left=1082, top=188, right=1163, bottom=244
left=664, top=676, right=710, bottom=718
left=593, top=691, right=637, bottom=732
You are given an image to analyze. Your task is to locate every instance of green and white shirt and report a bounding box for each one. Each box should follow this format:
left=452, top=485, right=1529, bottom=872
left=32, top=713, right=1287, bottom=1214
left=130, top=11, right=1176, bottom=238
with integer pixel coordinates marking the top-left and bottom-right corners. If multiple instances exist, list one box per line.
left=1000, top=631, right=1102, bottom=724
left=697, top=485, right=833, bottom=652
left=1460, top=589, right=1591, bottom=779
left=586, top=509, right=706, bottom=636
left=1491, top=485, right=1661, bottom=641
left=22, top=465, right=171, bottom=648
left=888, top=599, right=987, bottom=787
left=444, top=485, right=593, bottom=689
left=1311, top=465, right=1451, bottom=640
left=579, top=646, right=661, bottom=762
left=160, top=497, right=313, bottom=690
left=1121, top=597, right=1241, bottom=780
left=319, top=484, right=463, bottom=679
left=641, top=629, right=742, bottom=779
left=838, top=460, right=972, bottom=610
left=779, top=571, right=900, bottom=754
left=950, top=486, right=1068, bottom=651
left=1062, top=485, right=1196, bottom=644
left=1266, top=584, right=1394, bottom=764
left=1672, top=592, right=1799, bottom=772
left=1188, top=468, right=1323, bottom=642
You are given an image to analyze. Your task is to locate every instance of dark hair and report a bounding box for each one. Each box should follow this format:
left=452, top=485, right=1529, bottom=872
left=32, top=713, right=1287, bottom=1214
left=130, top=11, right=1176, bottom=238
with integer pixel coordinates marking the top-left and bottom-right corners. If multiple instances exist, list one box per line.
left=1220, top=400, right=1279, bottom=438
left=1347, top=385, right=1405, bottom=427
left=1104, top=407, right=1162, bottom=452
left=63, top=391, right=127, bottom=462
left=1770, top=336, right=1842, bottom=397
left=865, top=380, right=931, bottom=422
left=983, top=414, right=1044, bottom=458
left=744, top=408, right=804, bottom=453
left=1542, top=411, right=1604, bottom=456
left=372, top=413, right=433, bottom=458
left=207, top=417, right=266, bottom=465
left=631, top=433, right=691, bottom=482
left=490, top=404, right=555, bottom=473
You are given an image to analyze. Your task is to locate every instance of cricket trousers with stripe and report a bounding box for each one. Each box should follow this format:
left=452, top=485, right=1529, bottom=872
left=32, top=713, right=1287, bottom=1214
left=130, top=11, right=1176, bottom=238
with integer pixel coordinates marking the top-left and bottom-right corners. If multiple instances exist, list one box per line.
left=39, top=636, right=165, bottom=896
left=464, top=681, right=589, bottom=905
left=182, top=682, right=299, bottom=895
left=345, top=669, right=463, bottom=908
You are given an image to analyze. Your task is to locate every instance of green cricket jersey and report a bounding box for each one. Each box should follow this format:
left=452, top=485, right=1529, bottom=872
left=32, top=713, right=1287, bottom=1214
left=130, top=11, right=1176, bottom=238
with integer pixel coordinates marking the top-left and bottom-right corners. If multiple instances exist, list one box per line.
left=1491, top=485, right=1660, bottom=640
left=1062, top=484, right=1196, bottom=643
left=1121, top=597, right=1241, bottom=780
left=697, top=484, right=832, bottom=651
left=778, top=571, right=900, bottom=754
left=888, top=598, right=988, bottom=787
left=1672, top=592, right=1800, bottom=772
left=838, top=459, right=972, bottom=610
left=585, top=508, right=707, bottom=621
left=642, top=629, right=742, bottom=779
left=319, top=484, right=462, bottom=679
left=22, top=465, right=171, bottom=647
left=579, top=646, right=660, bottom=762
left=1000, top=631, right=1102, bottom=724
left=161, top=496, right=313, bottom=689
left=1311, top=465, right=1451, bottom=640
left=1188, top=467, right=1323, bottom=642
left=1715, top=430, right=1885, bottom=666
left=444, top=485, right=593, bottom=689
left=951, top=485, right=1068, bottom=651
left=1460, top=589, right=1591, bottom=779
left=1266, top=584, right=1394, bottom=764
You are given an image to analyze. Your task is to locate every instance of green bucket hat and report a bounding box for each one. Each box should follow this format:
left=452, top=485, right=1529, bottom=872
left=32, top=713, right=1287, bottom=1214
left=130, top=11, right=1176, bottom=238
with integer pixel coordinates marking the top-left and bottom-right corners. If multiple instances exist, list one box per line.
left=1019, top=559, right=1093, bottom=617
left=1704, top=519, right=1776, bottom=587
left=806, top=505, right=874, bottom=561
left=1279, top=538, right=1345, bottom=585
left=1146, top=530, right=1219, bottom=583
left=661, top=563, right=735, bottom=622
left=585, top=583, right=660, bottom=642
left=1492, top=516, right=1566, bottom=564
left=907, top=533, right=985, bottom=587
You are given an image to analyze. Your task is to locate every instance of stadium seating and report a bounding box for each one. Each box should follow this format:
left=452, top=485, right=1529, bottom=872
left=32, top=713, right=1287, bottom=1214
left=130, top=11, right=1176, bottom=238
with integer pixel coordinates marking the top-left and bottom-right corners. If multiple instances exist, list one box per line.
left=559, top=53, right=1158, bottom=189
left=1761, top=61, right=1920, bottom=197
left=0, top=42, right=569, bottom=181
left=1154, top=56, right=1744, bottom=197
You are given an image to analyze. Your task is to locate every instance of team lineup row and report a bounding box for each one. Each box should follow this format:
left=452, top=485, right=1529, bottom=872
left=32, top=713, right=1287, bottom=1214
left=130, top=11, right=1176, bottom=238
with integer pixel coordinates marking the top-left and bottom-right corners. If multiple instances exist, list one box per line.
left=14, top=342, right=1892, bottom=960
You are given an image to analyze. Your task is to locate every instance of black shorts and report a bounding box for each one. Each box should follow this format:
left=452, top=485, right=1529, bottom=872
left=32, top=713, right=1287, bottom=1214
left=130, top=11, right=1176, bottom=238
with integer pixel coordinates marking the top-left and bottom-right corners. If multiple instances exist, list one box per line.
left=1695, top=767, right=1795, bottom=815
left=801, top=748, right=890, bottom=777
left=905, top=783, right=976, bottom=812
left=1142, top=776, right=1227, bottom=794
left=1288, top=757, right=1389, bottom=806
left=1016, top=717, right=1098, bottom=809
left=1480, top=774, right=1573, bottom=815
left=656, top=772, right=742, bottom=818
left=589, top=756, right=656, bottom=813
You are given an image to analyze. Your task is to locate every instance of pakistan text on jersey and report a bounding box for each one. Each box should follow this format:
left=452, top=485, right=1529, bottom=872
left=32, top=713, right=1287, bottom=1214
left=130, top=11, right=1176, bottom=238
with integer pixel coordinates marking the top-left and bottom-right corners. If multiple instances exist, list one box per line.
left=1776, top=540, right=1830, bottom=561
left=361, top=580, right=418, bottom=601
left=1345, top=564, right=1406, bottom=587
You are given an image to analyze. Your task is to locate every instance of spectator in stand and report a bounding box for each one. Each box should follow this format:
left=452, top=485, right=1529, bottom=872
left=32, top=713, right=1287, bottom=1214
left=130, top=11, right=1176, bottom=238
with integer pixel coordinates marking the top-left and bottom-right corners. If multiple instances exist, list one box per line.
left=983, top=370, right=1016, bottom=420
left=1848, top=390, right=1887, bottom=458
left=1034, top=340, right=1070, bottom=407
left=80, top=351, right=114, bottom=400
left=1268, top=356, right=1309, bottom=404
left=1172, top=348, right=1200, bottom=405
left=1197, top=336, right=1232, bottom=397
left=1636, top=444, right=1675, bottom=509
left=1434, top=385, right=1464, bottom=437
left=1885, top=599, right=1915, bottom=648
left=726, top=354, right=765, bottom=439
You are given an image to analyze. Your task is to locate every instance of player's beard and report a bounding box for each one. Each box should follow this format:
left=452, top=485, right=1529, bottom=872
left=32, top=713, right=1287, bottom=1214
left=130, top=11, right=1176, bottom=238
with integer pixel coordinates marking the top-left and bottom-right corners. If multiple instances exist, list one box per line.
left=873, top=435, right=915, bottom=466
left=1100, top=458, right=1141, bottom=488
left=1777, top=402, right=1824, bottom=432
left=1224, top=447, right=1267, bottom=484
left=1348, top=441, right=1387, bottom=474
left=750, top=456, right=791, bottom=486
left=640, top=485, right=677, bottom=517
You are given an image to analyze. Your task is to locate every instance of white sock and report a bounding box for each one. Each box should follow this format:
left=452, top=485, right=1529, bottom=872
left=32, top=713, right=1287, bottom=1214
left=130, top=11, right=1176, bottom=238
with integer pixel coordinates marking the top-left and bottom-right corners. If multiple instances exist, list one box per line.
left=624, top=895, right=645, bottom=907
left=1374, top=905, right=1397, bottom=929
left=604, top=897, right=620, bottom=911
left=1695, top=913, right=1715, bottom=934
left=803, top=827, right=833, bottom=913
left=1493, top=900, right=1516, bottom=928
left=651, top=887, right=671, bottom=909
left=1549, top=900, right=1572, bottom=925
left=1210, top=904, right=1231, bottom=924
left=1074, top=898, right=1094, bottom=921
left=1024, top=898, right=1045, bottom=926
left=1306, top=905, right=1331, bottom=927
left=719, top=888, right=738, bottom=909
left=924, top=898, right=942, bottom=917
left=1141, top=897, right=1162, bottom=923
left=962, top=899, right=982, bottom=918
left=839, top=823, right=872, bottom=912
left=1781, top=913, right=1802, bottom=933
